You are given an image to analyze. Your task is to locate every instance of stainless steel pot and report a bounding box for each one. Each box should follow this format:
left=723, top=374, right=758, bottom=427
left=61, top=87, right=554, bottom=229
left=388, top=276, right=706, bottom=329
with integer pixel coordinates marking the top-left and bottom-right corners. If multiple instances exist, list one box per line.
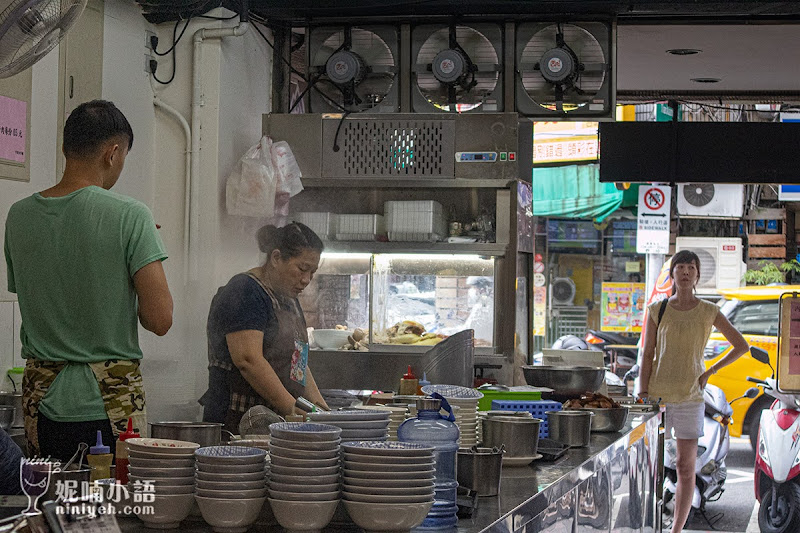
left=149, top=421, right=222, bottom=447
left=0, top=391, right=23, bottom=428
left=457, top=447, right=503, bottom=496
left=0, top=406, right=13, bottom=430
left=570, top=407, right=628, bottom=432
left=481, top=416, right=541, bottom=458
left=546, top=410, right=593, bottom=447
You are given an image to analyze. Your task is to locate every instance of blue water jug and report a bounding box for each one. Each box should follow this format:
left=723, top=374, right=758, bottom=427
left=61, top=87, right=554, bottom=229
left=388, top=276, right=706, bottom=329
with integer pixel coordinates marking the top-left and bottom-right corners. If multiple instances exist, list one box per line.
left=397, top=393, right=460, bottom=529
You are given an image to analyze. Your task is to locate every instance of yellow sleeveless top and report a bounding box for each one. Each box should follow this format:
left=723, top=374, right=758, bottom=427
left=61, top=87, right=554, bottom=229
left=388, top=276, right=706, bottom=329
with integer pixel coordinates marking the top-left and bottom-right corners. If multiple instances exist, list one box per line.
left=648, top=299, right=719, bottom=404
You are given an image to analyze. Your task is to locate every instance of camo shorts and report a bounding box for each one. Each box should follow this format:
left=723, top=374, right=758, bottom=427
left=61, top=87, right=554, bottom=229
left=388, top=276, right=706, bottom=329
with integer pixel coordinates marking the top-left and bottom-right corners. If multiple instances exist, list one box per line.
left=22, top=359, right=147, bottom=457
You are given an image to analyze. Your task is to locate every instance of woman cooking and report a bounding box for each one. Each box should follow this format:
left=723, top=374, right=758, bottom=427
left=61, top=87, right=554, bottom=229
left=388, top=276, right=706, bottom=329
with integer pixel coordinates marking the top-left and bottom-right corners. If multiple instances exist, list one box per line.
left=201, top=222, right=329, bottom=431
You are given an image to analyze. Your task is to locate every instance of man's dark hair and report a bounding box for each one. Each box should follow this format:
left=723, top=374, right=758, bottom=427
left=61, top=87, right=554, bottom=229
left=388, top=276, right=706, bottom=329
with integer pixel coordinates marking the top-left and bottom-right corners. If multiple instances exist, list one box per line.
left=62, top=100, right=134, bottom=159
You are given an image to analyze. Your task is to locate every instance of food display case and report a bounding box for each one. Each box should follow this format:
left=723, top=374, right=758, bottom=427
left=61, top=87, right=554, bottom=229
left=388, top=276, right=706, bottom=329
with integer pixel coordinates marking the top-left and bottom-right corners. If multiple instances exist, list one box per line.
left=264, top=112, right=534, bottom=390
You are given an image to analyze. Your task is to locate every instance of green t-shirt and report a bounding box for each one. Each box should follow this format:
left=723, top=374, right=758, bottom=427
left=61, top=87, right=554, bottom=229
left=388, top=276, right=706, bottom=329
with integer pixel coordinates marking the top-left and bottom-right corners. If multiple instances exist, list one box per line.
left=4, top=186, right=167, bottom=421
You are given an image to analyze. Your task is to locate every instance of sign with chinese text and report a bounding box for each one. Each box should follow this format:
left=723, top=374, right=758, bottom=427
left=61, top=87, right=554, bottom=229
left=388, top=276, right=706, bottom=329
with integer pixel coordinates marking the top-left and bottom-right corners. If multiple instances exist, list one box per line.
left=533, top=121, right=599, bottom=164
left=778, top=293, right=800, bottom=392
left=0, top=95, right=26, bottom=163
left=601, top=282, right=646, bottom=333
left=533, top=286, right=547, bottom=337
left=637, top=185, right=671, bottom=254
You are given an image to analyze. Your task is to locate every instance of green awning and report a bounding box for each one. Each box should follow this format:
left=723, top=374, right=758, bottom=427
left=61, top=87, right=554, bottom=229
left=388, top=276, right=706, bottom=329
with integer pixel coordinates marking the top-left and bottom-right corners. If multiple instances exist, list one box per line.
left=532, top=164, right=623, bottom=222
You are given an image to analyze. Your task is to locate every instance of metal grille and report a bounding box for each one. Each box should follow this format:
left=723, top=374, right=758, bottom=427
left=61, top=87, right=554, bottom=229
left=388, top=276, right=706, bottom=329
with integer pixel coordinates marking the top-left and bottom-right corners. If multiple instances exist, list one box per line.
left=548, top=306, right=589, bottom=341
left=324, top=119, right=455, bottom=178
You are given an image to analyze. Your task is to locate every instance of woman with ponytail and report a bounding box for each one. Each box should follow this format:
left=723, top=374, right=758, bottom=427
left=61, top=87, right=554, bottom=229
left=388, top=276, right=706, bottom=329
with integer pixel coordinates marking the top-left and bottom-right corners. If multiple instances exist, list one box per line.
left=200, top=222, right=329, bottom=430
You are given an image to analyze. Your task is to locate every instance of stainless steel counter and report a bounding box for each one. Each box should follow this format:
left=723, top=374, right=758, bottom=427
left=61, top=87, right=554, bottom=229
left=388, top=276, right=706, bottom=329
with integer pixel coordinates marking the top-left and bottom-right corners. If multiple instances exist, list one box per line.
left=111, top=411, right=660, bottom=533
left=459, top=411, right=661, bottom=533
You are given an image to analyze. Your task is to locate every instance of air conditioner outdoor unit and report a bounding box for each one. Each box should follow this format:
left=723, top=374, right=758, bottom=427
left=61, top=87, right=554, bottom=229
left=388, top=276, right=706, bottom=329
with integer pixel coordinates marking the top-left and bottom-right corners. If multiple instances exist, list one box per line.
left=677, top=184, right=744, bottom=218
left=551, top=277, right=576, bottom=306
left=674, top=237, right=746, bottom=294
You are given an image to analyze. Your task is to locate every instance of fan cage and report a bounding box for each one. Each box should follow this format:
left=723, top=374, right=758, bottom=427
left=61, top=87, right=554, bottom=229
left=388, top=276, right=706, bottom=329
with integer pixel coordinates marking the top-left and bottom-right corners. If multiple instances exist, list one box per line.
left=411, top=23, right=503, bottom=113
left=308, top=25, right=399, bottom=113
left=0, top=0, right=86, bottom=78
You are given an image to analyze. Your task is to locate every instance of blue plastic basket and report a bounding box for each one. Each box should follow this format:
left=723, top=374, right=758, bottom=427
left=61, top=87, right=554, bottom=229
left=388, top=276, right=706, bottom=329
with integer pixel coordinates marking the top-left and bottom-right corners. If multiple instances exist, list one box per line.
left=491, top=400, right=563, bottom=439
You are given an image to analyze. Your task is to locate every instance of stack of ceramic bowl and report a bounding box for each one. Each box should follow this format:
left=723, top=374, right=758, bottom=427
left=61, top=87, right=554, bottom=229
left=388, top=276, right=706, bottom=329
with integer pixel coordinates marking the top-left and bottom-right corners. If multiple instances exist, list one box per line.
left=308, top=409, right=390, bottom=441
left=267, top=422, right=342, bottom=532
left=126, top=438, right=199, bottom=529
left=421, top=384, right=483, bottom=447
left=341, top=441, right=436, bottom=532
left=366, top=404, right=409, bottom=441
left=194, top=446, right=268, bottom=533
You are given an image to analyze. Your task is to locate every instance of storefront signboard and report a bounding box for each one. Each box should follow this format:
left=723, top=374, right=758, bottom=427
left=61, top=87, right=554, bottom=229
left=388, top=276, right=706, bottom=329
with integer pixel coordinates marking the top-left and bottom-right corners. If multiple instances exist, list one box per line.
left=533, top=286, right=547, bottom=337
left=776, top=113, right=800, bottom=201
left=533, top=121, right=599, bottom=164
left=777, top=292, right=800, bottom=392
left=601, top=282, right=646, bottom=332
left=636, top=185, right=671, bottom=254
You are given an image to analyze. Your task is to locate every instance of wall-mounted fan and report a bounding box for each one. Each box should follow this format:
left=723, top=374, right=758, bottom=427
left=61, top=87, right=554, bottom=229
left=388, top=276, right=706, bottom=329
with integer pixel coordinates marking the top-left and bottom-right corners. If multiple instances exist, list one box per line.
left=411, top=23, right=502, bottom=113
left=307, top=25, right=399, bottom=113
left=515, top=21, right=614, bottom=117
left=0, top=0, right=86, bottom=78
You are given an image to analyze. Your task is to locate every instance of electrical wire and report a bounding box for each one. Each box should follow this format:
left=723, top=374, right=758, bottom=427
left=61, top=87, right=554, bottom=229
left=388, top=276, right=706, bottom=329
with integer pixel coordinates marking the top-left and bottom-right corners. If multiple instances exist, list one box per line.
left=332, top=111, right=351, bottom=152
left=153, top=17, right=192, bottom=57
left=152, top=17, right=189, bottom=84
left=249, top=20, right=349, bottom=112
left=289, top=74, right=320, bottom=113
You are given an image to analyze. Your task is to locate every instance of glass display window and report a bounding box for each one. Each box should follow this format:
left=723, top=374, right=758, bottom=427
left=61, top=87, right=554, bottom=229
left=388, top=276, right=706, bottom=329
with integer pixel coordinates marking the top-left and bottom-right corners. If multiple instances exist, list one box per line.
left=372, top=254, right=496, bottom=348
left=299, top=252, right=497, bottom=349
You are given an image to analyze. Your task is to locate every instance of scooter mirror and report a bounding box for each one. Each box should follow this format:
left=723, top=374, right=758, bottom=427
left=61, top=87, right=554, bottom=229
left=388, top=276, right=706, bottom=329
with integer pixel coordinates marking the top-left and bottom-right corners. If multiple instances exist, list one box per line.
left=750, top=347, right=770, bottom=365
left=744, top=387, right=760, bottom=399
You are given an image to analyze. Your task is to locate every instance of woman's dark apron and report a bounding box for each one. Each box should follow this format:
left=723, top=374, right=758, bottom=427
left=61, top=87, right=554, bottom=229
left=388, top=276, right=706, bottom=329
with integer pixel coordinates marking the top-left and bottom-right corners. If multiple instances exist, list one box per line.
left=209, top=272, right=309, bottom=433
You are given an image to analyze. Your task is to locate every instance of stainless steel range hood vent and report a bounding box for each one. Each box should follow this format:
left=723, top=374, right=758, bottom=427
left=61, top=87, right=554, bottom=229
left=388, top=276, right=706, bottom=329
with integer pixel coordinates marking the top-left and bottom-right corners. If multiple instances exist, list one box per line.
left=263, top=113, right=525, bottom=183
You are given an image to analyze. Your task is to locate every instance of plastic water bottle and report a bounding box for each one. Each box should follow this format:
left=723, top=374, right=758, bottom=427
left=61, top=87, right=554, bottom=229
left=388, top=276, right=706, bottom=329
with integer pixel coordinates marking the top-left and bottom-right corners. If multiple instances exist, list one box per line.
left=398, top=393, right=460, bottom=529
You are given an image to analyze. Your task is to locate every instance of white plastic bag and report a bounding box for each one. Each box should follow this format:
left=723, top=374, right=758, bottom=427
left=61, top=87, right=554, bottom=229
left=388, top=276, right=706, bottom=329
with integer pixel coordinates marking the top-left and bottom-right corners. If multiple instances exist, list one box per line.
left=271, top=140, right=304, bottom=218
left=225, top=136, right=276, bottom=218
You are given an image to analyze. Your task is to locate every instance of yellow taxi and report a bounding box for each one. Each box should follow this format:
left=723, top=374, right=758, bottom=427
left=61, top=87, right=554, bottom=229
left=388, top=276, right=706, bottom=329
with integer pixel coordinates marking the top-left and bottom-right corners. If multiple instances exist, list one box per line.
left=704, top=285, right=800, bottom=450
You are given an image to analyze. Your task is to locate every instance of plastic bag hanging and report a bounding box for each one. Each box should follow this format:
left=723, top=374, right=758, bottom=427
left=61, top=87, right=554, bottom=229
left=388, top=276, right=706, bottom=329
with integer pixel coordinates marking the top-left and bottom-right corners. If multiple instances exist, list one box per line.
left=225, top=135, right=277, bottom=218
left=271, top=139, right=304, bottom=219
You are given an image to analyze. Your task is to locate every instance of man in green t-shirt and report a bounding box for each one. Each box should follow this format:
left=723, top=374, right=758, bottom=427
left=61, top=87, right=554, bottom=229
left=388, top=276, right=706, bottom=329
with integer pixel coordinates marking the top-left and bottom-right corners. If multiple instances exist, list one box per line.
left=3, top=100, right=173, bottom=460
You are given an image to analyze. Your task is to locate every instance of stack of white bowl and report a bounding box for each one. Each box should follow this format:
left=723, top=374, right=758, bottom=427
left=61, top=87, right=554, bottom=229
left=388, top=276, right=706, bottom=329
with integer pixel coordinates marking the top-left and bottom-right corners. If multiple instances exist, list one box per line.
left=421, top=384, right=483, bottom=447
left=308, top=409, right=390, bottom=441
left=126, top=437, right=199, bottom=529
left=267, top=422, right=342, bottom=532
left=194, top=446, right=268, bottom=533
left=356, top=404, right=408, bottom=440
left=341, top=441, right=436, bottom=532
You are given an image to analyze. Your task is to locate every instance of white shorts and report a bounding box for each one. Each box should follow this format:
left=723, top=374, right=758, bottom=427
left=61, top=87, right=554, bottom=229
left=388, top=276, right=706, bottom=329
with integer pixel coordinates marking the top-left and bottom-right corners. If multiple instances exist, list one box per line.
left=664, top=402, right=705, bottom=440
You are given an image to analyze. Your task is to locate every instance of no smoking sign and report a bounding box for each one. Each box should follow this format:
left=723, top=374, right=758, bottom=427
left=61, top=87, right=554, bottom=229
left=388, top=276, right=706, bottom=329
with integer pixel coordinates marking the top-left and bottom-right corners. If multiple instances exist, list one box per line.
left=637, top=185, right=671, bottom=254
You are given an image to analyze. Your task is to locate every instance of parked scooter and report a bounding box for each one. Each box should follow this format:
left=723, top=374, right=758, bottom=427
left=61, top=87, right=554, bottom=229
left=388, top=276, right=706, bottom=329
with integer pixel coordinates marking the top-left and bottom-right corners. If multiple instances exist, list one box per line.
left=585, top=329, right=639, bottom=377
left=745, top=346, right=800, bottom=533
left=663, top=382, right=758, bottom=526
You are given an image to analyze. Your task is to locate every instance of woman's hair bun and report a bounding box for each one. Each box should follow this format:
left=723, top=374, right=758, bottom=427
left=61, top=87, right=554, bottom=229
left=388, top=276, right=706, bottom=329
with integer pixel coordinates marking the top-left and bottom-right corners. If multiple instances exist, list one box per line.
left=256, top=222, right=324, bottom=258
left=256, top=224, right=281, bottom=253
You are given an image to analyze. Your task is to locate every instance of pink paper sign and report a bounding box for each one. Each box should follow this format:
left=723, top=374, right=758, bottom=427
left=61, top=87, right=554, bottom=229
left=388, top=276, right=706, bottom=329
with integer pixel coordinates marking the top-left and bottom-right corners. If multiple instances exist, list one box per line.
left=792, top=300, right=800, bottom=338
left=0, top=95, right=27, bottom=163
left=791, top=338, right=800, bottom=375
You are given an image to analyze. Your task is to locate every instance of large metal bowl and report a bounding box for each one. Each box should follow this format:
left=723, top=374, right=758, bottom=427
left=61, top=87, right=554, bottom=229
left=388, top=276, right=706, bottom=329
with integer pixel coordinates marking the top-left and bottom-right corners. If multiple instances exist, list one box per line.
left=568, top=407, right=628, bottom=432
left=521, top=366, right=605, bottom=396
left=149, top=421, right=222, bottom=447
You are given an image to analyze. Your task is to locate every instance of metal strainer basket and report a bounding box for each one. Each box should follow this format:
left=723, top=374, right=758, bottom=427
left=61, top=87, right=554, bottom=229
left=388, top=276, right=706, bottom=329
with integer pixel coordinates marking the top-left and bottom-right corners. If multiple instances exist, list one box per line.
left=238, top=405, right=284, bottom=437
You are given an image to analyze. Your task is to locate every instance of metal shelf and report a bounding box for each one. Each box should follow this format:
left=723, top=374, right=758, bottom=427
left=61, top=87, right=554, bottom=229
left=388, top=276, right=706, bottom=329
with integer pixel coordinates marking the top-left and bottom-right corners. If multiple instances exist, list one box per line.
left=303, top=178, right=517, bottom=189
left=321, top=241, right=508, bottom=255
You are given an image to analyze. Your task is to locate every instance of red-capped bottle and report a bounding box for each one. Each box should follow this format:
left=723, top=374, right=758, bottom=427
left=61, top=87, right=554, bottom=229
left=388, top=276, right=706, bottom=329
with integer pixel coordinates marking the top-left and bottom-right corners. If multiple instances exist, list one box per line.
left=115, top=417, right=140, bottom=485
